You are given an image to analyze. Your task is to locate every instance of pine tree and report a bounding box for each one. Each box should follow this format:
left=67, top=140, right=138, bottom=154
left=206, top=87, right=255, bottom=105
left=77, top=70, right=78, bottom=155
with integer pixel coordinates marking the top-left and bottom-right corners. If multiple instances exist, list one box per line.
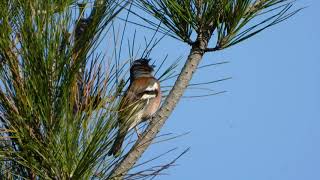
left=0, top=0, right=299, bottom=179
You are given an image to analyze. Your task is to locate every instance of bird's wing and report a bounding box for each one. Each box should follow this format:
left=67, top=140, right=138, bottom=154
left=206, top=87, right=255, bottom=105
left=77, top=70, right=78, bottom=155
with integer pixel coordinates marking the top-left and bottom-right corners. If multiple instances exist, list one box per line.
left=109, top=77, right=159, bottom=156
left=118, top=77, right=158, bottom=127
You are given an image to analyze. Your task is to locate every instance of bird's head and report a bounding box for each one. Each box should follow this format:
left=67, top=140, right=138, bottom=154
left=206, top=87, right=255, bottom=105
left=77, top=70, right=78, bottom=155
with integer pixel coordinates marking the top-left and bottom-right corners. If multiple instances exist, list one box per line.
left=130, top=58, right=155, bottom=81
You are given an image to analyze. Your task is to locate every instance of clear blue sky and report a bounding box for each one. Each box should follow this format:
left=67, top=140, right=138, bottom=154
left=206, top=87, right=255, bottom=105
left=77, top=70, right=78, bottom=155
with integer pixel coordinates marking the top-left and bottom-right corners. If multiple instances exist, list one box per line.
left=114, top=1, right=320, bottom=179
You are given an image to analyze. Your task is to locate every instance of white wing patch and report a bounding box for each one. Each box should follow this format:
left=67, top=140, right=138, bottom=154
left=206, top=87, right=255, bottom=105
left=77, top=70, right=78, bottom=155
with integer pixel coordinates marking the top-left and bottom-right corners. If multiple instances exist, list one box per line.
left=145, top=82, right=158, bottom=91
left=141, top=94, right=156, bottom=99
left=141, top=82, right=158, bottom=100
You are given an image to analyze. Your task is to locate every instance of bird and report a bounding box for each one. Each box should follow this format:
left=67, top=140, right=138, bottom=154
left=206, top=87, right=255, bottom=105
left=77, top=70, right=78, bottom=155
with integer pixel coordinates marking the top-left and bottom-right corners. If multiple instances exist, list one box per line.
left=108, top=58, right=161, bottom=156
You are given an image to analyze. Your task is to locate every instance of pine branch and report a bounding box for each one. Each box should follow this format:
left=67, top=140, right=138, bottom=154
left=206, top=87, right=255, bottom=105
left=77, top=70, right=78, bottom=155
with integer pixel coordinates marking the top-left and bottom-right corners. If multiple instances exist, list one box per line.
left=245, top=0, right=269, bottom=14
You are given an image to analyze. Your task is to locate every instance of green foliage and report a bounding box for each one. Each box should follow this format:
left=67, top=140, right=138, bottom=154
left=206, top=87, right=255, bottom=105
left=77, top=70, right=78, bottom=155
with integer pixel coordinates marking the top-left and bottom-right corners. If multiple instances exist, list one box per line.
left=137, top=0, right=300, bottom=50
left=0, top=0, right=127, bottom=179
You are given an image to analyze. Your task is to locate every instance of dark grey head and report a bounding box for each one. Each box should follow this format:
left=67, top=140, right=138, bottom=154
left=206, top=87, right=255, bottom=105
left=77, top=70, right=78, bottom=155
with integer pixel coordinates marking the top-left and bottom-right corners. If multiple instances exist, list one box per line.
left=130, top=59, right=155, bottom=81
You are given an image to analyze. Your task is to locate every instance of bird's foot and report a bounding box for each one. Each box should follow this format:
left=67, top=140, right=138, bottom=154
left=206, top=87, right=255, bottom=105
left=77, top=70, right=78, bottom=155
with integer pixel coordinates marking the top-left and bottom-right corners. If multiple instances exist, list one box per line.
left=147, top=115, right=156, bottom=124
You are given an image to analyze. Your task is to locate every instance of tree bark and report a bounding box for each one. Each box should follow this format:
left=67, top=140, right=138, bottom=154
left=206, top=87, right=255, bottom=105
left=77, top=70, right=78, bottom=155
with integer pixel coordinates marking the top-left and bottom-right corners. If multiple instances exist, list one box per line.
left=109, top=36, right=210, bottom=179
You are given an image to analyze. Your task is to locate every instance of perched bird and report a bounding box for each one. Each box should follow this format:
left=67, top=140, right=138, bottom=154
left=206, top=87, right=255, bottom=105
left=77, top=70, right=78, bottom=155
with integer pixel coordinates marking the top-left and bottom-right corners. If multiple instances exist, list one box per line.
left=108, top=59, right=161, bottom=156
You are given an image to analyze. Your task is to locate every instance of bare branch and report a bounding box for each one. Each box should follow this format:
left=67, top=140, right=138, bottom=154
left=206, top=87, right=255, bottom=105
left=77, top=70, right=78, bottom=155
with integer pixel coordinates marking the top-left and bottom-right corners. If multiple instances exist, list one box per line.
left=205, top=46, right=220, bottom=52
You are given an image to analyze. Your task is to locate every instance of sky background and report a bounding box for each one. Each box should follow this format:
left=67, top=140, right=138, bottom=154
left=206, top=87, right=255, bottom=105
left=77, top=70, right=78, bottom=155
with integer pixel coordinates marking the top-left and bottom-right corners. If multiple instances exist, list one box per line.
left=112, top=1, right=320, bottom=179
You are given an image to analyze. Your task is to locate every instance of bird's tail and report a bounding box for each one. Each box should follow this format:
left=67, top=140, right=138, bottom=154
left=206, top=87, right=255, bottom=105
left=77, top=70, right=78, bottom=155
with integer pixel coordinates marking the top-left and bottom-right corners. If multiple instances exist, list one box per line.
left=108, top=131, right=126, bottom=157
